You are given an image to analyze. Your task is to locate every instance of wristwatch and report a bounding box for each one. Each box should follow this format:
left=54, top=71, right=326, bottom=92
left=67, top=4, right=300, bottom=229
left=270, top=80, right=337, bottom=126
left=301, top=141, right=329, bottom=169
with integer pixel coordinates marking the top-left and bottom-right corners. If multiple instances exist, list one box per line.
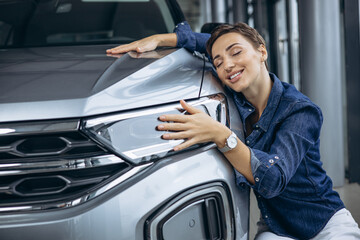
left=218, top=131, right=238, bottom=153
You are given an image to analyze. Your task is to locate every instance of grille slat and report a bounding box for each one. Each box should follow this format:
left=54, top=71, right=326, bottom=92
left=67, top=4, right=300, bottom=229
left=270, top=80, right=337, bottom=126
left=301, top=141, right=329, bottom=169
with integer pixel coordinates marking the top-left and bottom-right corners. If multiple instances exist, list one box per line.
left=0, top=162, right=130, bottom=206
left=0, top=120, right=133, bottom=211
left=0, top=132, right=105, bottom=160
left=0, top=154, right=124, bottom=176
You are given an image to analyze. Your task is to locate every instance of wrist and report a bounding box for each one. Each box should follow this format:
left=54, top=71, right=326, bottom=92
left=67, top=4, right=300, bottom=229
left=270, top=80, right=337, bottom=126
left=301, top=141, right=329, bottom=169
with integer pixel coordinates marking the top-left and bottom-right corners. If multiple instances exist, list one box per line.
left=213, top=125, right=232, bottom=148
left=156, top=33, right=177, bottom=47
left=217, top=131, right=238, bottom=153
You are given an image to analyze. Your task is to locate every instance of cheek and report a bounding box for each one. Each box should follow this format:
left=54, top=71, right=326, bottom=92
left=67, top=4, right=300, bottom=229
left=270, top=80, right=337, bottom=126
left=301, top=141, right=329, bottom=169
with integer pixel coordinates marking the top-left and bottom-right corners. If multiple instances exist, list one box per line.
left=252, top=52, right=263, bottom=64
left=216, top=71, right=227, bottom=83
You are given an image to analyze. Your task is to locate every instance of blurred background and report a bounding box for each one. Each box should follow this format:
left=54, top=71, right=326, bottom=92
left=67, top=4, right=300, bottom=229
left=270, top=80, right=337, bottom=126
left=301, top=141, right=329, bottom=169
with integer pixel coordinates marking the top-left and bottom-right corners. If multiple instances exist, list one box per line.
left=176, top=0, right=360, bottom=238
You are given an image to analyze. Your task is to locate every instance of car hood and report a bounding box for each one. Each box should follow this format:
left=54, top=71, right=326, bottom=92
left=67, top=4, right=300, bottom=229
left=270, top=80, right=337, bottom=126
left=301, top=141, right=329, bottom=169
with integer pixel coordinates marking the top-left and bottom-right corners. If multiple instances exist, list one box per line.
left=0, top=45, right=204, bottom=122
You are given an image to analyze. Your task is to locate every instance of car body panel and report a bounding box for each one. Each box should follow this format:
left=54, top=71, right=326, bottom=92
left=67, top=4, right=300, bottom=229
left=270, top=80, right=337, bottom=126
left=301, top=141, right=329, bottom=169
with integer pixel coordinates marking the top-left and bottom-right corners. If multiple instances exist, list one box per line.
left=0, top=46, right=203, bottom=122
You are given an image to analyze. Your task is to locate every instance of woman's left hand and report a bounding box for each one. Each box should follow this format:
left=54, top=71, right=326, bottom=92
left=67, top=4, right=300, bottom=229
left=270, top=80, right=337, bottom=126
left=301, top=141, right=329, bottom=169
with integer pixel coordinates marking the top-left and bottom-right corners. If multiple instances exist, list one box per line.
left=157, top=100, right=231, bottom=151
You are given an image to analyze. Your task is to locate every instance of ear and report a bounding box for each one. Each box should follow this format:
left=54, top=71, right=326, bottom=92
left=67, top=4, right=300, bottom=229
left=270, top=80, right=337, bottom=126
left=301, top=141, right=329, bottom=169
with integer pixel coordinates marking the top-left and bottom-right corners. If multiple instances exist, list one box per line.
left=258, top=44, right=268, bottom=62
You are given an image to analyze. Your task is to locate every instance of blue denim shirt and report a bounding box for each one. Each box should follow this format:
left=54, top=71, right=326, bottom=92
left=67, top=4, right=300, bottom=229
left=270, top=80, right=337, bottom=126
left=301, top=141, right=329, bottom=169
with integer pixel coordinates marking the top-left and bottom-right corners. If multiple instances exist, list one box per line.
left=174, top=22, right=210, bottom=54
left=174, top=22, right=345, bottom=239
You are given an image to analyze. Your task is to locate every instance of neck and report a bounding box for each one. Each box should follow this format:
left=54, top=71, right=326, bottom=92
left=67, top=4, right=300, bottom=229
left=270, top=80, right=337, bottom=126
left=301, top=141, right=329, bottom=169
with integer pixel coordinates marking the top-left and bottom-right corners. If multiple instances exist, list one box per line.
left=243, top=68, right=272, bottom=118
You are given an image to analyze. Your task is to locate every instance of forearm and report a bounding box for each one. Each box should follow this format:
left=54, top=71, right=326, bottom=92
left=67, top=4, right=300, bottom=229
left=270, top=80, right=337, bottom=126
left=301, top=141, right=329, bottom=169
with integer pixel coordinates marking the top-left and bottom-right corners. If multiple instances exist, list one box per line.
left=107, top=21, right=209, bottom=54
left=155, top=33, right=177, bottom=48
left=223, top=139, right=254, bottom=184
left=212, top=125, right=255, bottom=185
left=107, top=33, right=177, bottom=54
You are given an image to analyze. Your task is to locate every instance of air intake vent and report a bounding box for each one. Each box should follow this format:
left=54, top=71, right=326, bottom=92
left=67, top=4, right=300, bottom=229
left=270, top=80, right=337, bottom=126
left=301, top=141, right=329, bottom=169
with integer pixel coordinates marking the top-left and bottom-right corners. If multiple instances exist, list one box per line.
left=0, top=156, right=131, bottom=207
left=0, top=132, right=105, bottom=161
left=14, top=175, right=70, bottom=197
left=16, top=137, right=69, bottom=156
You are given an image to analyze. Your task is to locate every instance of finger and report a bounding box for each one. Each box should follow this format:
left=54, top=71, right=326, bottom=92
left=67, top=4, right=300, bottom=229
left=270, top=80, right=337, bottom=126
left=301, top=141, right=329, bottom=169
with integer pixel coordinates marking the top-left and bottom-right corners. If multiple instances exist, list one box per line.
left=106, top=45, right=125, bottom=53
left=162, top=131, right=190, bottom=140
left=158, top=114, right=190, bottom=123
left=106, top=48, right=129, bottom=54
left=180, top=100, right=202, bottom=115
left=106, top=44, right=137, bottom=54
left=157, top=122, right=188, bottom=131
left=173, top=139, right=197, bottom=151
left=136, top=46, right=144, bottom=53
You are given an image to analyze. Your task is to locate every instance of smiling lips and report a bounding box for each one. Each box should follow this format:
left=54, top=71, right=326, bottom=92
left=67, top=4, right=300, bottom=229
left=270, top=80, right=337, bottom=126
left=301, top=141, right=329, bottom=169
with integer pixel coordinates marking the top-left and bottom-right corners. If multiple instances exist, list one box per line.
left=228, top=70, right=243, bottom=83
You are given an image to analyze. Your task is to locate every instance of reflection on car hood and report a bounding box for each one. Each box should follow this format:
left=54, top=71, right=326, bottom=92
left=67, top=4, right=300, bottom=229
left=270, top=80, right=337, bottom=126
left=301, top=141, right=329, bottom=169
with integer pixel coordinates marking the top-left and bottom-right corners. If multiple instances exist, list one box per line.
left=0, top=45, right=204, bottom=122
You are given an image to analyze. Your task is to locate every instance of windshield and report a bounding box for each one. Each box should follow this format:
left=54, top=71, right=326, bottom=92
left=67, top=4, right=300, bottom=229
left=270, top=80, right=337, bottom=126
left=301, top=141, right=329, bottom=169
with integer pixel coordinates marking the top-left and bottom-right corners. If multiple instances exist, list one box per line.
left=0, top=0, right=177, bottom=48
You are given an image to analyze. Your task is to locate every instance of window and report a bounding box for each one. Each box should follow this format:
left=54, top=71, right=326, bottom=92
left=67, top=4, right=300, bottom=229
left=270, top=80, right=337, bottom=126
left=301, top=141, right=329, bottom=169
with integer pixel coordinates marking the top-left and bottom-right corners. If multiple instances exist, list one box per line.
left=0, top=0, right=176, bottom=48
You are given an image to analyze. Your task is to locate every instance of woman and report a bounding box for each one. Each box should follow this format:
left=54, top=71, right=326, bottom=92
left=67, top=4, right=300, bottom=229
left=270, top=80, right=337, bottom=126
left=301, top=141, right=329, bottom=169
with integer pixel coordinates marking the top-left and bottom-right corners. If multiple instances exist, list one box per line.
left=107, top=22, right=360, bottom=239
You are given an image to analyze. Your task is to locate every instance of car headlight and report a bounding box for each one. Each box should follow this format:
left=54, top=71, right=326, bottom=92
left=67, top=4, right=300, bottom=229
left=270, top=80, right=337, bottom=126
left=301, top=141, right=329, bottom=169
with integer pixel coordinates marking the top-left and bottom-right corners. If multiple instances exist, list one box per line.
left=81, top=94, right=228, bottom=165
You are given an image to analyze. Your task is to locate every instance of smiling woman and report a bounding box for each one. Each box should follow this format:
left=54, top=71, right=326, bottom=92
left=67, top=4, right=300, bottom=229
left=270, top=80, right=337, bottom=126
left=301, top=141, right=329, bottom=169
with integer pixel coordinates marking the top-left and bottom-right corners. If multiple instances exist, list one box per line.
left=210, top=32, right=270, bottom=97
left=107, top=21, right=360, bottom=239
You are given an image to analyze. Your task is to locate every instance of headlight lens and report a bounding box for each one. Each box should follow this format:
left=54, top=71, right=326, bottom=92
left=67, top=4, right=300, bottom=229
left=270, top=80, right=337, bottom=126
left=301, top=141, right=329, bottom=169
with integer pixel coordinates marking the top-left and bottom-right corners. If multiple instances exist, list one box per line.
left=81, top=94, right=228, bottom=165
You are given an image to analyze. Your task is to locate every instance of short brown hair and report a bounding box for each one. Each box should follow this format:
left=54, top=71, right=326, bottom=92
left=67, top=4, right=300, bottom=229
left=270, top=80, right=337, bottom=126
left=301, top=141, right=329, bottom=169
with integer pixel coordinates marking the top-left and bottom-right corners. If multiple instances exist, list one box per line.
left=206, top=22, right=268, bottom=69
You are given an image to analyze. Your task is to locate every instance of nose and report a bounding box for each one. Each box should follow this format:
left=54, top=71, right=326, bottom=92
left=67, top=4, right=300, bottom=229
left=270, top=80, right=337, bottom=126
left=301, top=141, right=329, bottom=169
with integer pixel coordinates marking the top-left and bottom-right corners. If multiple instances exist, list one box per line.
left=223, top=58, right=235, bottom=72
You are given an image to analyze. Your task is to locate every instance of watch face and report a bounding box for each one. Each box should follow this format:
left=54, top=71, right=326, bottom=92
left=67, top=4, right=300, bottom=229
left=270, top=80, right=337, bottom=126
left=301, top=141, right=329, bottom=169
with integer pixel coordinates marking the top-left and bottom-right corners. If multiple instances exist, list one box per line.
left=227, top=136, right=237, bottom=148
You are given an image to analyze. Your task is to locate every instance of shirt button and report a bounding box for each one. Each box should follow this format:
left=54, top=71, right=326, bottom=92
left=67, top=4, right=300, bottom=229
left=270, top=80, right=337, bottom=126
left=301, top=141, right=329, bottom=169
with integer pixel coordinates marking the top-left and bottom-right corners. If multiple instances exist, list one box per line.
left=248, top=109, right=252, bottom=112
left=181, top=22, right=184, bottom=25
left=274, top=156, right=279, bottom=160
left=246, top=140, right=250, bottom=145
left=255, top=124, right=259, bottom=128
left=264, top=215, right=268, bottom=219
left=269, top=159, right=274, bottom=164
left=255, top=177, right=259, bottom=182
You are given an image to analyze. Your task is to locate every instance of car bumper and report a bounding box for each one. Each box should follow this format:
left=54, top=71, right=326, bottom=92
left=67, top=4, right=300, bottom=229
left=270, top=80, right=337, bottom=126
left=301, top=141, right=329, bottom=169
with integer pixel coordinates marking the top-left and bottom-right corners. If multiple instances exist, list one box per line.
left=0, top=147, right=249, bottom=240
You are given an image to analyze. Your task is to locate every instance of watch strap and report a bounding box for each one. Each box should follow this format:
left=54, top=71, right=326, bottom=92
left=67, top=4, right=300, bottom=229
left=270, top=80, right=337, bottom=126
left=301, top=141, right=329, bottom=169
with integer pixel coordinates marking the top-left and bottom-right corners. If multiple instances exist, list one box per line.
left=219, top=145, right=231, bottom=153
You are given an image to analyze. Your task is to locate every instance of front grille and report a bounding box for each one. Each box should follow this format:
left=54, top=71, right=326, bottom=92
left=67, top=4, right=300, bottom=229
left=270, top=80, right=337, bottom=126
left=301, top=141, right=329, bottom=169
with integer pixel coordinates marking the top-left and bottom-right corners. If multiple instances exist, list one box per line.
left=0, top=160, right=130, bottom=207
left=0, top=120, right=134, bottom=212
left=0, top=131, right=105, bottom=161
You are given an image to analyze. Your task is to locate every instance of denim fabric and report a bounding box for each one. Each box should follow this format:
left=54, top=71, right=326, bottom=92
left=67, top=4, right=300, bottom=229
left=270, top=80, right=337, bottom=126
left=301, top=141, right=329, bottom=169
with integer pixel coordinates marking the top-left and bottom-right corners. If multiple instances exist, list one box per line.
left=174, top=21, right=345, bottom=239
left=233, top=74, right=344, bottom=239
left=174, top=21, right=210, bottom=54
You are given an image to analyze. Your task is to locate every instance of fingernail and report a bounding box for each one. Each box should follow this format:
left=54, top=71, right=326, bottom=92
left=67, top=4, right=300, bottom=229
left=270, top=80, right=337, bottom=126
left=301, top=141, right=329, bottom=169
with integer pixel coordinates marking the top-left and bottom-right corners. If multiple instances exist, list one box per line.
left=174, top=147, right=179, bottom=151
left=162, top=134, right=170, bottom=139
left=157, top=125, right=164, bottom=130
left=159, top=116, right=166, bottom=121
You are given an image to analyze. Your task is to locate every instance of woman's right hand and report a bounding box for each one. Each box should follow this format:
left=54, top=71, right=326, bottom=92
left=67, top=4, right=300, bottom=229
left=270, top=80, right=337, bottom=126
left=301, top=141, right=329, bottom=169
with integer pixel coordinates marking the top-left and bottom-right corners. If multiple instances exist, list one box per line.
left=106, top=33, right=177, bottom=54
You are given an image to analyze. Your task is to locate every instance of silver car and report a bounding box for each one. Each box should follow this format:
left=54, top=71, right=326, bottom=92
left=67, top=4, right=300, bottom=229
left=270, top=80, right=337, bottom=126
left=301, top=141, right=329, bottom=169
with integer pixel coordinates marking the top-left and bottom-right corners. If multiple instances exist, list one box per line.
left=0, top=0, right=249, bottom=239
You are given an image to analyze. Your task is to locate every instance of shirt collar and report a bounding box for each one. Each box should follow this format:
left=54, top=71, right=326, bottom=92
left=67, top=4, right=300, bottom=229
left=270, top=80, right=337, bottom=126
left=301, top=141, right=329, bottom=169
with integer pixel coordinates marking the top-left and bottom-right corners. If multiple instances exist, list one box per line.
left=232, top=73, right=284, bottom=132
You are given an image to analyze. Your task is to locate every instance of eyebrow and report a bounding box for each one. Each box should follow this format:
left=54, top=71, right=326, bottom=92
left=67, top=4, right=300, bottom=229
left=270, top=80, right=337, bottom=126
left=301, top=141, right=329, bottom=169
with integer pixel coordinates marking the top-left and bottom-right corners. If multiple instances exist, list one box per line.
left=213, top=43, right=243, bottom=61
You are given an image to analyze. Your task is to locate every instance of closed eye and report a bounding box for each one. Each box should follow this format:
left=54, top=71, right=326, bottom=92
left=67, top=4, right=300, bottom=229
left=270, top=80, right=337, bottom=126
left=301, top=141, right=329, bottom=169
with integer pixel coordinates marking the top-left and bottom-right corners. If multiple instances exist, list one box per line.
left=215, top=61, right=223, bottom=68
left=232, top=50, right=241, bottom=56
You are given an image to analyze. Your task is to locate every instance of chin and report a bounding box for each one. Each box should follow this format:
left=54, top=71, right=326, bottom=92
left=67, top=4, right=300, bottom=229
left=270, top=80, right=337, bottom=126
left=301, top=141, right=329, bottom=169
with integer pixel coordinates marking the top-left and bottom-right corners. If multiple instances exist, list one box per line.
left=227, top=82, right=246, bottom=93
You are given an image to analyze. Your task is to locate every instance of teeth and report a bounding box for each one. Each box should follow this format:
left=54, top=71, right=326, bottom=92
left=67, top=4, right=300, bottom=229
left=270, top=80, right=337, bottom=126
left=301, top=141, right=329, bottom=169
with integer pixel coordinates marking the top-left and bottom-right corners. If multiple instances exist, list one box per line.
left=230, top=71, right=241, bottom=79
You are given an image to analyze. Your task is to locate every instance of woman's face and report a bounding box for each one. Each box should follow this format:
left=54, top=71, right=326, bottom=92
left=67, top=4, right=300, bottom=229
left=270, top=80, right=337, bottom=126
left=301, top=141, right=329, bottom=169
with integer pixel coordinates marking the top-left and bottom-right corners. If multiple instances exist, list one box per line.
left=211, top=32, right=266, bottom=93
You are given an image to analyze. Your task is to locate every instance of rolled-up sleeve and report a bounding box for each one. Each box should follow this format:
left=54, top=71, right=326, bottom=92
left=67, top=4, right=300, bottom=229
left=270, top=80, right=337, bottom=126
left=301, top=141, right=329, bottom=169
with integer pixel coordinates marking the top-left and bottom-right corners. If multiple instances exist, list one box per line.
left=174, top=21, right=210, bottom=54
left=235, top=103, right=323, bottom=199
